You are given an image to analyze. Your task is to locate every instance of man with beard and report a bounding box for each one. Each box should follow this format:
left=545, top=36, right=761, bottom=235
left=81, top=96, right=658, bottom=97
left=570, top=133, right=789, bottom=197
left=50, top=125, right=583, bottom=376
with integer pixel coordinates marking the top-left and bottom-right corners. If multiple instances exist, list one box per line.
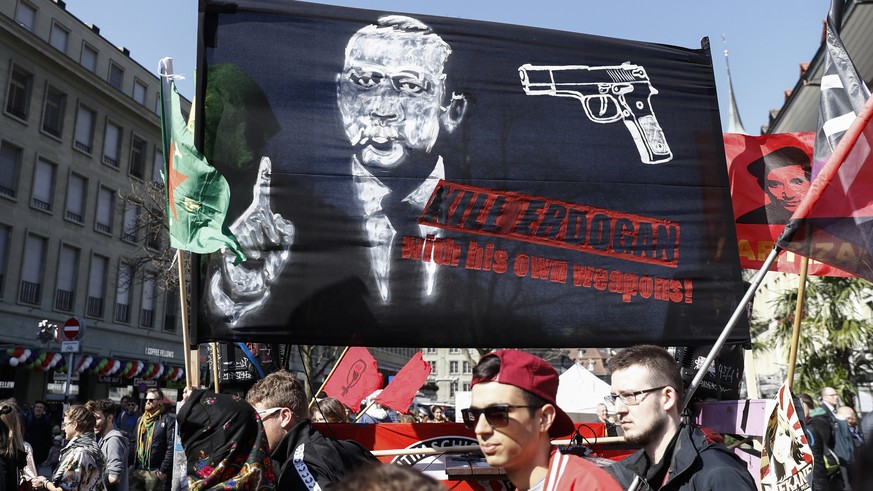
left=467, top=350, right=620, bottom=490
left=604, top=345, right=755, bottom=490
left=86, top=400, right=128, bottom=491
left=130, top=390, right=174, bottom=491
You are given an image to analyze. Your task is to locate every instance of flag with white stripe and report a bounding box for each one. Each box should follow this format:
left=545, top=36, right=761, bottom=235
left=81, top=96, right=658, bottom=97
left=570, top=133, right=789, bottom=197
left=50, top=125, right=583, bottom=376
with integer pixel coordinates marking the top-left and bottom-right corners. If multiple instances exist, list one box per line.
left=812, top=0, right=870, bottom=176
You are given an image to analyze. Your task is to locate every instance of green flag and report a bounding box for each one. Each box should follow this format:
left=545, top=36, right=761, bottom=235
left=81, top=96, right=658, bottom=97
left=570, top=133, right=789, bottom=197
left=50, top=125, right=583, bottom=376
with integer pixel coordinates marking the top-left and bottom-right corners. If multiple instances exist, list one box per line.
left=159, top=58, right=244, bottom=263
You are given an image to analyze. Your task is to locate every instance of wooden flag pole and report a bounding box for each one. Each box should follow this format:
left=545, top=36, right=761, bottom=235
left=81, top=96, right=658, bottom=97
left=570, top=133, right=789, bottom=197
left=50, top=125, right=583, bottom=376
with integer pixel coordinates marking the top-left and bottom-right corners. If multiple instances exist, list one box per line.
left=212, top=342, right=221, bottom=392
left=786, top=256, right=810, bottom=389
left=176, top=251, right=196, bottom=388
left=353, top=400, right=377, bottom=423
left=309, top=346, right=350, bottom=409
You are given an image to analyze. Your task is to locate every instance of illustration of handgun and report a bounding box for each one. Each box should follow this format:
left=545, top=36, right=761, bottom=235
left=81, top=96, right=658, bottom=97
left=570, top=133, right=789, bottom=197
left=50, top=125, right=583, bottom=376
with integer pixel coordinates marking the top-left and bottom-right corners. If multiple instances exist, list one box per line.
left=518, top=62, right=673, bottom=164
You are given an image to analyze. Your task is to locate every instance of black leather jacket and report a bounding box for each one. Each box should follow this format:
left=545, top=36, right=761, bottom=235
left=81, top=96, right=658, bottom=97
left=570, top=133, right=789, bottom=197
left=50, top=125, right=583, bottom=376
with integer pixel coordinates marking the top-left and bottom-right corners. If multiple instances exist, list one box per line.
left=271, top=420, right=377, bottom=491
left=606, top=424, right=756, bottom=490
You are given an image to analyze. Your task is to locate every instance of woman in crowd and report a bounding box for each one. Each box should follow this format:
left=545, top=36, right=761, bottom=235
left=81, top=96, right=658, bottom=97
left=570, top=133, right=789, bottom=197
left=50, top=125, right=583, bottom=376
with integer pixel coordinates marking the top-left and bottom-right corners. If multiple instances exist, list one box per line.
left=0, top=399, right=29, bottom=491
left=31, top=406, right=102, bottom=491
left=311, top=398, right=348, bottom=424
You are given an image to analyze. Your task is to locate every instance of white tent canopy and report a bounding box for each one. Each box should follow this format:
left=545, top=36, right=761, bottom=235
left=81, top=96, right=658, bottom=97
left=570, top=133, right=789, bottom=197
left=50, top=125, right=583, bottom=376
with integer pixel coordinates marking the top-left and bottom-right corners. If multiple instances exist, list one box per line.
left=556, top=363, right=614, bottom=417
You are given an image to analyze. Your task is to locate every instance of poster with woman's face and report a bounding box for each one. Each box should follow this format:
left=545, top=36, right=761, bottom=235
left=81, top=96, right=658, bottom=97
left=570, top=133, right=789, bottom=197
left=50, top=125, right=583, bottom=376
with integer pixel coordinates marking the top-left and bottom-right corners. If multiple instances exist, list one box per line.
left=760, top=383, right=813, bottom=490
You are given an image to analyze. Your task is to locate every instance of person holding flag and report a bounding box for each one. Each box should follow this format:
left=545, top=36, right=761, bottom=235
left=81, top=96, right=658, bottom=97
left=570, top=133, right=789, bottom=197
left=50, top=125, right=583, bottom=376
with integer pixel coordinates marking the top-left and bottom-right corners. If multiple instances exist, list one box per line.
left=245, top=371, right=377, bottom=490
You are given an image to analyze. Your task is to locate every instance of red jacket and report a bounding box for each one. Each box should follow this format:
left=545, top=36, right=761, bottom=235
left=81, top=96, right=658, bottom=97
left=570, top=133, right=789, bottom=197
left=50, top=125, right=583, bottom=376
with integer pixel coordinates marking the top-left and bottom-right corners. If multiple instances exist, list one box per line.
left=534, top=450, right=622, bottom=491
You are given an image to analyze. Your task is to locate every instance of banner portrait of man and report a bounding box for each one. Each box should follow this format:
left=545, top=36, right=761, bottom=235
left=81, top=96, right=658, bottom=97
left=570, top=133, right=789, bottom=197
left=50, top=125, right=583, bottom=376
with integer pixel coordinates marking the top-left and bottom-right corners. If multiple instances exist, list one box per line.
left=195, top=0, right=747, bottom=348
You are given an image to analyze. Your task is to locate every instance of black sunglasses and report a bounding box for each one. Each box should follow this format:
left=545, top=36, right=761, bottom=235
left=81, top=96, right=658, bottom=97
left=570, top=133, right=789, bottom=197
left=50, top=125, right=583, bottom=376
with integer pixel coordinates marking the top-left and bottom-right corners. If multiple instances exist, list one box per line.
left=461, top=404, right=540, bottom=429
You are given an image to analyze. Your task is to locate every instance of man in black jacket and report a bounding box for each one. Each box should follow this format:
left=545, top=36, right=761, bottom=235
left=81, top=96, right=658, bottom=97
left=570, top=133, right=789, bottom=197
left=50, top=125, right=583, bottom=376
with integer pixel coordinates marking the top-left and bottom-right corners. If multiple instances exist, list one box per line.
left=604, top=345, right=756, bottom=490
left=245, top=371, right=377, bottom=490
left=130, top=389, right=174, bottom=491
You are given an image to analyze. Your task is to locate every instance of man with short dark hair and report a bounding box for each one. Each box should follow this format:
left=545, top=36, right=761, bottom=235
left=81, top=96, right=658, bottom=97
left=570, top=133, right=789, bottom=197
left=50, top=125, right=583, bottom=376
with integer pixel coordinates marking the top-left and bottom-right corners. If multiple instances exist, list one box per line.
left=116, top=396, right=140, bottom=441
left=87, top=399, right=129, bottom=491
left=130, top=389, right=174, bottom=491
left=468, top=350, right=620, bottom=490
left=245, top=370, right=377, bottom=490
left=604, top=345, right=756, bottom=490
left=25, top=400, right=54, bottom=466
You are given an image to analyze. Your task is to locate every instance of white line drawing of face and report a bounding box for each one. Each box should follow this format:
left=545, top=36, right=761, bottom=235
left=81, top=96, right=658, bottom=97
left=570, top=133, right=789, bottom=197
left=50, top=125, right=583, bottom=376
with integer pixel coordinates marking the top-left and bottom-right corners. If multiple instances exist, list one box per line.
left=337, top=16, right=463, bottom=169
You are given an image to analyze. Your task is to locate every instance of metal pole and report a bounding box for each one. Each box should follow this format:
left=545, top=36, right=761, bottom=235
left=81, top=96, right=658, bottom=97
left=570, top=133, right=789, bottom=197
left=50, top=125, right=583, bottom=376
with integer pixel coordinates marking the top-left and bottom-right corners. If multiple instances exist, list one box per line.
left=681, top=246, right=781, bottom=410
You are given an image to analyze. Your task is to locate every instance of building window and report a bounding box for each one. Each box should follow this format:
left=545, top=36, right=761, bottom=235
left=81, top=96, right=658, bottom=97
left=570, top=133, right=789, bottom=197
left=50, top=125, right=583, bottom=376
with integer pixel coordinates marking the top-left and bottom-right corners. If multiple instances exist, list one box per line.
left=6, top=66, right=33, bottom=120
left=14, top=1, right=36, bottom=31
left=41, top=85, right=67, bottom=138
left=49, top=21, right=69, bottom=53
left=55, top=245, right=79, bottom=311
left=108, top=63, right=124, bottom=91
left=133, top=80, right=147, bottom=105
left=164, top=290, right=178, bottom=332
left=64, top=174, right=86, bottom=223
left=450, top=381, right=458, bottom=398
left=80, top=43, right=98, bottom=73
left=31, top=158, right=56, bottom=212
left=141, top=274, right=155, bottom=327
left=0, top=225, right=10, bottom=297
left=431, top=360, right=438, bottom=373
left=463, top=383, right=471, bottom=391
left=20, top=234, right=46, bottom=305
left=463, top=361, right=471, bottom=374
left=129, top=136, right=147, bottom=179
left=95, top=186, right=114, bottom=234
left=146, top=213, right=162, bottom=250
left=87, top=255, right=107, bottom=317
left=449, top=348, right=461, bottom=354
left=102, top=121, right=122, bottom=167
left=425, top=348, right=437, bottom=354
left=449, top=361, right=459, bottom=374
left=152, top=149, right=163, bottom=183
left=114, top=263, right=131, bottom=323
left=0, top=142, right=22, bottom=199
left=73, top=104, right=96, bottom=154
left=122, top=202, right=138, bottom=242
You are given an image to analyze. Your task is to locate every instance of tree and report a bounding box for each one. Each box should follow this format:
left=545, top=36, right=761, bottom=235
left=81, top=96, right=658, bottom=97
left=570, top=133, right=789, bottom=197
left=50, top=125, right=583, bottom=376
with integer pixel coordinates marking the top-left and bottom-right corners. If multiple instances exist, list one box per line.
left=754, top=276, right=873, bottom=407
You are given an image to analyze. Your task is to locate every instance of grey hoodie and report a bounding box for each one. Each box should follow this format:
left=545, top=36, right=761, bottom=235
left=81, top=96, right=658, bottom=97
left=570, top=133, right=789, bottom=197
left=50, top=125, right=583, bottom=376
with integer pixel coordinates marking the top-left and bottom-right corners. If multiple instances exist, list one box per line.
left=99, top=429, right=129, bottom=491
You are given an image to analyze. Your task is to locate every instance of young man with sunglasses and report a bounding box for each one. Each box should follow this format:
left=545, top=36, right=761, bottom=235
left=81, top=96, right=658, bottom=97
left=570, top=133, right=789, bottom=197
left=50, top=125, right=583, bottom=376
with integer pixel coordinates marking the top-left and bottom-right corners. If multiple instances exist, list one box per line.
left=245, top=370, right=377, bottom=490
left=467, top=350, right=621, bottom=490
left=604, top=345, right=756, bottom=490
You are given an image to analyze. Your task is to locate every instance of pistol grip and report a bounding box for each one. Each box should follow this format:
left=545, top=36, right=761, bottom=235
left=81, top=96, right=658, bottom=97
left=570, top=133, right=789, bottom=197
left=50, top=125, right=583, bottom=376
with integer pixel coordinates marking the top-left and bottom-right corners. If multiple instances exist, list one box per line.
left=621, top=94, right=672, bottom=164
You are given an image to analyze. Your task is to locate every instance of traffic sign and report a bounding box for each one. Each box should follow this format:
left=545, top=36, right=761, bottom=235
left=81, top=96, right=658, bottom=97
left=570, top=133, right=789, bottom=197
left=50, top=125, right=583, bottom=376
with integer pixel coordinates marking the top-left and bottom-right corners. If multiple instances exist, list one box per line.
left=61, top=340, right=80, bottom=353
left=62, top=317, right=84, bottom=340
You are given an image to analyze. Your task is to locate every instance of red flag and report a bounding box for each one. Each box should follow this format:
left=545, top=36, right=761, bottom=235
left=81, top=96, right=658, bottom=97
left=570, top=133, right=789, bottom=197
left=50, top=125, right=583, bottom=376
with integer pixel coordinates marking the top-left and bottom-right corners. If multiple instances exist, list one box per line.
left=724, top=132, right=850, bottom=277
left=375, top=352, right=432, bottom=414
left=777, top=95, right=873, bottom=280
left=322, top=347, right=383, bottom=411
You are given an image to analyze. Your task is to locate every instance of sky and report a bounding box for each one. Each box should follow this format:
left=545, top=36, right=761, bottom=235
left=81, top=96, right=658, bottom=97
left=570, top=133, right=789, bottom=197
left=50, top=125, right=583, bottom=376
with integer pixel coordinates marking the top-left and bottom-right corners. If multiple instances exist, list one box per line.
left=63, top=0, right=829, bottom=135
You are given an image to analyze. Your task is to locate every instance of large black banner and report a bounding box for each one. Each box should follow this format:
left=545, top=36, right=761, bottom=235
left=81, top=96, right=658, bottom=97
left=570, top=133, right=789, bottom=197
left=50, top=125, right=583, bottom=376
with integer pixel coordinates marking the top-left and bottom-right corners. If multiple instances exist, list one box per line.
left=195, top=0, right=748, bottom=347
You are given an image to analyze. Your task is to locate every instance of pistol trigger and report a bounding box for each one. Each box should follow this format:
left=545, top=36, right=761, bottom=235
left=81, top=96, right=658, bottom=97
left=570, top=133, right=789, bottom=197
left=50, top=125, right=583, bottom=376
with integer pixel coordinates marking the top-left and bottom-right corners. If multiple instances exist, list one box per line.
left=598, top=97, right=608, bottom=117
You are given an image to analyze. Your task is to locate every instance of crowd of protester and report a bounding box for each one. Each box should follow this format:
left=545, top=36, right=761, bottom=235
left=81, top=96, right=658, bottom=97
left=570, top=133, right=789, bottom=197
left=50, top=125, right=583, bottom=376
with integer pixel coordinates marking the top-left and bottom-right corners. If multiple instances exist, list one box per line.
left=2, top=351, right=873, bottom=491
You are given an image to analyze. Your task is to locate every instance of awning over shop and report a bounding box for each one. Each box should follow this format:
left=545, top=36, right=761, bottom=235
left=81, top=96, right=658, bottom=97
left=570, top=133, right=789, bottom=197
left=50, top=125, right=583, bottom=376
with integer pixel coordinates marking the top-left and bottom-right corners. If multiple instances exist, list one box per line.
left=0, top=346, right=185, bottom=382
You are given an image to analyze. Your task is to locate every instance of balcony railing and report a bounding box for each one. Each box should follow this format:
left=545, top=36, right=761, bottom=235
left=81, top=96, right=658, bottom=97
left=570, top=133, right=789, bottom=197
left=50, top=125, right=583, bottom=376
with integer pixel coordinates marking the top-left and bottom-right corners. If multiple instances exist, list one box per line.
left=102, top=155, right=118, bottom=168
left=31, top=198, right=51, bottom=211
left=74, top=140, right=91, bottom=153
left=0, top=185, right=15, bottom=199
left=54, top=289, right=74, bottom=311
left=19, top=281, right=40, bottom=304
left=65, top=210, right=83, bottom=223
left=141, top=309, right=154, bottom=328
left=95, top=222, right=111, bottom=234
left=114, top=303, right=130, bottom=323
left=86, top=296, right=103, bottom=317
